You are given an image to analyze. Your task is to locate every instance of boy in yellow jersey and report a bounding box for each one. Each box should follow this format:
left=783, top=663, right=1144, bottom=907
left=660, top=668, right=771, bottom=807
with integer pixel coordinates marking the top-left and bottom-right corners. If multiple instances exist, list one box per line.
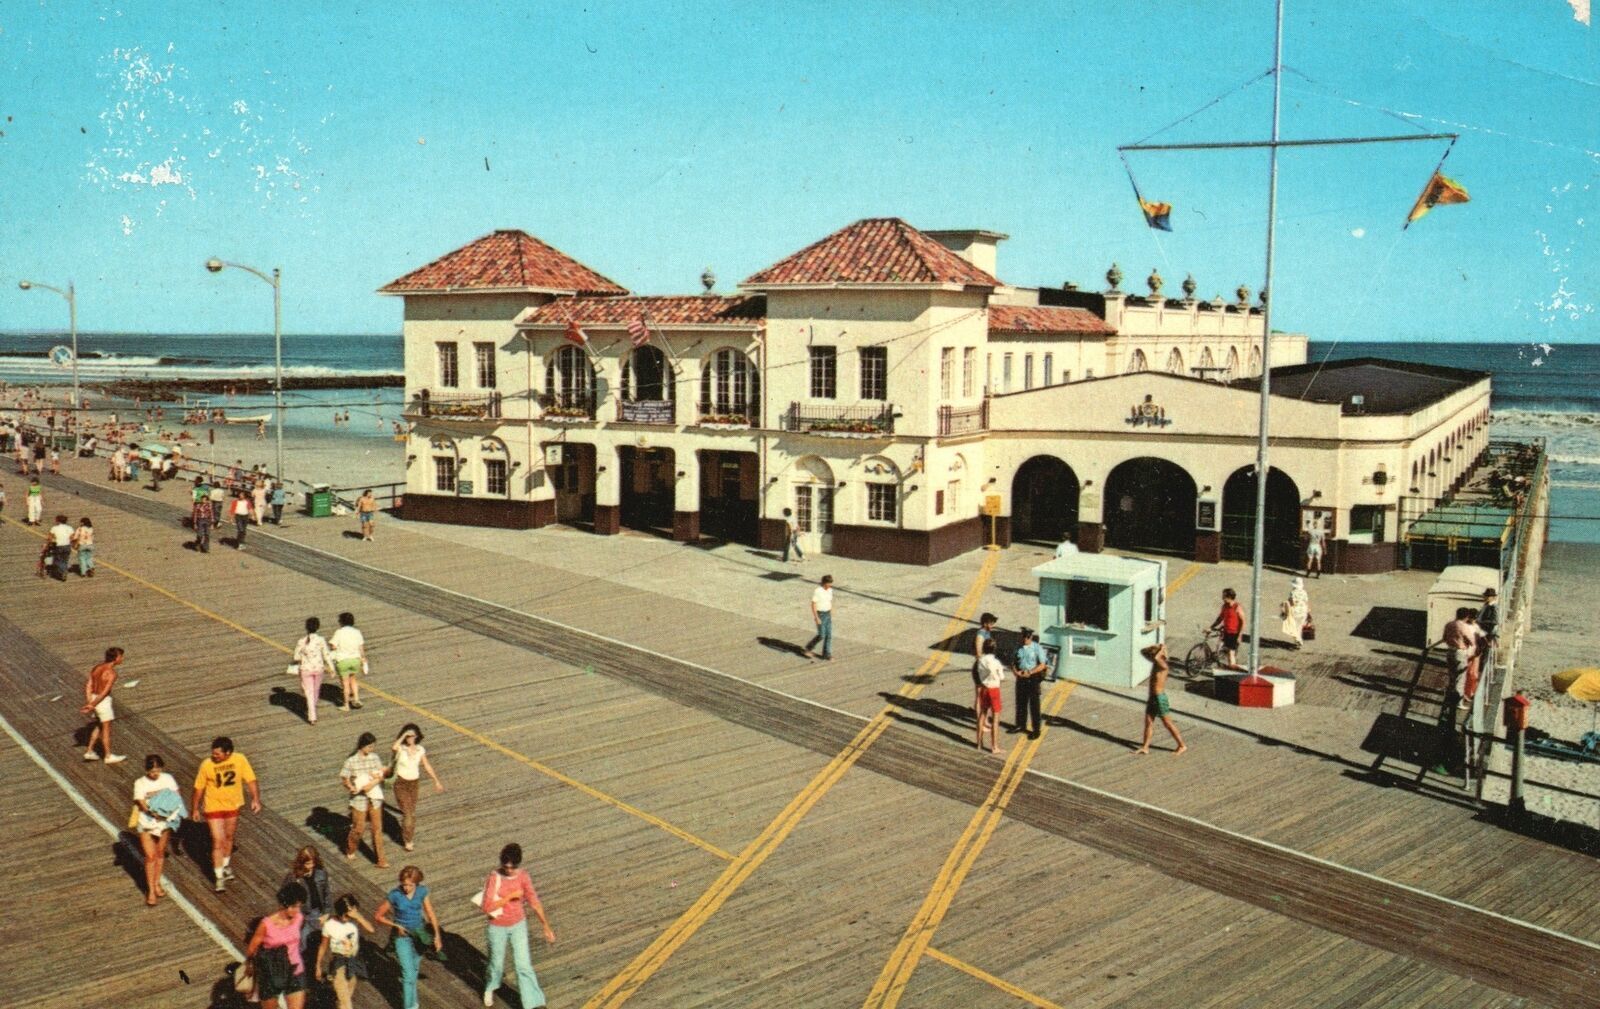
left=191, top=736, right=261, bottom=892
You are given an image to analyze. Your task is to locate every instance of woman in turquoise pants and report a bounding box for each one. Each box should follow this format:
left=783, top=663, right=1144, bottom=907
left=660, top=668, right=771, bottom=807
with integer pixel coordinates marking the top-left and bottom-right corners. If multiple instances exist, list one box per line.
left=479, top=843, right=556, bottom=1008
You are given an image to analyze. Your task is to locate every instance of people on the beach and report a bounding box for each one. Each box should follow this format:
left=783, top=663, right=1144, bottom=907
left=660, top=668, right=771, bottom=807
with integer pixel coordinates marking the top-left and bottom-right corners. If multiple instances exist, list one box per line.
left=356, top=489, right=377, bottom=541
left=72, top=516, right=95, bottom=577
left=132, top=753, right=185, bottom=905
left=803, top=574, right=834, bottom=660
left=390, top=723, right=444, bottom=852
left=80, top=647, right=126, bottom=764
left=230, top=489, right=252, bottom=549
left=374, top=866, right=444, bottom=1009
left=1210, top=588, right=1244, bottom=669
left=782, top=507, right=803, bottom=563
left=191, top=735, right=261, bottom=892
left=1011, top=627, right=1048, bottom=738
left=315, top=894, right=375, bottom=1009
left=341, top=731, right=389, bottom=867
left=479, top=842, right=557, bottom=1009
left=975, top=638, right=1007, bottom=754
left=329, top=612, right=367, bottom=711
left=1135, top=642, right=1186, bottom=756
left=1281, top=577, right=1310, bottom=649
left=245, top=884, right=309, bottom=1009
left=293, top=617, right=334, bottom=724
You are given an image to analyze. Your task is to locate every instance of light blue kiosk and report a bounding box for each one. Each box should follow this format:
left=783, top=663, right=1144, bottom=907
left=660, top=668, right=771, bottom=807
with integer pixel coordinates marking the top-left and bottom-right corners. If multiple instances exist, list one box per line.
left=1031, top=554, right=1166, bottom=686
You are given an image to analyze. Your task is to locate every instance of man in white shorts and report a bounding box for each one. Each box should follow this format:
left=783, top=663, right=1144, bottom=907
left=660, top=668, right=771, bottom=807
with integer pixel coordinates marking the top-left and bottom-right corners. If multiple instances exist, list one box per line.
left=81, top=647, right=127, bottom=764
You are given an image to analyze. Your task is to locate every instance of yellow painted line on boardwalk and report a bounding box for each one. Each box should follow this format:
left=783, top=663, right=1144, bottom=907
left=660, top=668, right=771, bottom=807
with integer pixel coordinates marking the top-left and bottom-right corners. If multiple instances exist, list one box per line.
left=863, top=681, right=1073, bottom=1009
left=923, top=947, right=1068, bottom=1009
left=863, top=562, right=1201, bottom=1009
left=0, top=516, right=733, bottom=861
left=581, top=549, right=1001, bottom=1009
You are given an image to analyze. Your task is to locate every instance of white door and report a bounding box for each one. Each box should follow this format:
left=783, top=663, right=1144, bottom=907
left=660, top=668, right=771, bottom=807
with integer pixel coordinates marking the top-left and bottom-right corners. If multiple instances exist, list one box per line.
left=795, top=484, right=834, bottom=555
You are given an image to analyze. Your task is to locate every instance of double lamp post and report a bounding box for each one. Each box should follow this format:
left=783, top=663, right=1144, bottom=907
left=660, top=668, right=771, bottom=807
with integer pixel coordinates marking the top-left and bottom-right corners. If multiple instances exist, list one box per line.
left=16, top=278, right=79, bottom=454
left=205, top=258, right=285, bottom=488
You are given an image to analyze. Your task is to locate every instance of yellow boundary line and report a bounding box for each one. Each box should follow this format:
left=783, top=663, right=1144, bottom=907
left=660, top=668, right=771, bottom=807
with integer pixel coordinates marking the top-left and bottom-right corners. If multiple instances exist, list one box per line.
left=863, top=563, right=1200, bottom=1009
left=580, top=549, right=1002, bottom=1009
left=923, top=947, right=1068, bottom=1009
left=1, top=516, right=734, bottom=862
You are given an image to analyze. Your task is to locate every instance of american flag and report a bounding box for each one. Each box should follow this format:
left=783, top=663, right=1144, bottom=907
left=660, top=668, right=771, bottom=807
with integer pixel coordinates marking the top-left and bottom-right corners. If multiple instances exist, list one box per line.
left=627, top=316, right=651, bottom=348
left=564, top=321, right=587, bottom=346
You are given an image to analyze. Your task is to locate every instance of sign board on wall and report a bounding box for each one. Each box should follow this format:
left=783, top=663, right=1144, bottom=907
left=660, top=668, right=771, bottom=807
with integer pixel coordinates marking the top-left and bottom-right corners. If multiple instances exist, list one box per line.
left=457, top=480, right=474, bottom=496
left=544, top=445, right=563, bottom=466
left=1195, top=498, right=1218, bottom=530
left=983, top=494, right=1003, bottom=517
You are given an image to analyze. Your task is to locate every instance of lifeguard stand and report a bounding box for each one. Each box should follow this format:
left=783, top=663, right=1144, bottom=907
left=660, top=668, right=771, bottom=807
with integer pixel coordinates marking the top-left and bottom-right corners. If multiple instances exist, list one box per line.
left=1031, top=554, right=1166, bottom=688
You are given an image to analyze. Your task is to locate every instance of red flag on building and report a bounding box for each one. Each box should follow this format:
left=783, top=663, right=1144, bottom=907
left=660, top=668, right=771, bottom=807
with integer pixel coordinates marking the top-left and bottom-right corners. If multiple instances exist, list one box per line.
left=627, top=317, right=651, bottom=348
left=564, top=321, right=587, bottom=346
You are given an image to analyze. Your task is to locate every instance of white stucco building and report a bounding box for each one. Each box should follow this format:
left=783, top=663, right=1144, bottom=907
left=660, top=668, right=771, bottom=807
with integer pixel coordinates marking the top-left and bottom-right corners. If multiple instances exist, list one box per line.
left=383, top=219, right=1488, bottom=570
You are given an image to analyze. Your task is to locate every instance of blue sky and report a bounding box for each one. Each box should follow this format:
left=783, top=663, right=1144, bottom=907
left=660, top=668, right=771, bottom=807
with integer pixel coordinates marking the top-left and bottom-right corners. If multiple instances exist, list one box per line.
left=2, top=0, right=1594, bottom=343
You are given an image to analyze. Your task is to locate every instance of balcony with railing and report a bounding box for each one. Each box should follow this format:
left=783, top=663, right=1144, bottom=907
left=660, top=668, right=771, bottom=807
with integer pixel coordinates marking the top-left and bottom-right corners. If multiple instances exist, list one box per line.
left=615, top=398, right=677, bottom=425
left=404, top=389, right=503, bottom=422
left=782, top=402, right=896, bottom=438
left=937, top=401, right=988, bottom=437
left=538, top=389, right=597, bottom=422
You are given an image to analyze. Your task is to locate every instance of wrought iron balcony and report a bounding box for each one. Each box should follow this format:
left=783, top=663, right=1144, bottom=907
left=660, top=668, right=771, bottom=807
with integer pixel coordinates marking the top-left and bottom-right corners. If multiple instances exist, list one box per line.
left=937, top=402, right=988, bottom=437
left=538, top=389, right=597, bottom=421
left=615, top=398, right=677, bottom=425
left=405, top=389, right=502, bottom=421
left=782, top=402, right=896, bottom=437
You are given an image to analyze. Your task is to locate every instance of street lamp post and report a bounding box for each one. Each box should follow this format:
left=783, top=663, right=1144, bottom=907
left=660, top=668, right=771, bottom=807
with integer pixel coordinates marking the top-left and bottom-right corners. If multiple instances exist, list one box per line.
left=17, top=279, right=79, bottom=453
left=205, top=258, right=284, bottom=487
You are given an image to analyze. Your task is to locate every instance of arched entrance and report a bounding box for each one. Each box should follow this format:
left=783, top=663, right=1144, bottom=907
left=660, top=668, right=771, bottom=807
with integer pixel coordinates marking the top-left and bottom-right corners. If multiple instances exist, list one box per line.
left=1221, top=465, right=1302, bottom=568
left=1011, top=456, right=1080, bottom=543
left=1103, top=457, right=1197, bottom=556
left=791, top=455, right=836, bottom=555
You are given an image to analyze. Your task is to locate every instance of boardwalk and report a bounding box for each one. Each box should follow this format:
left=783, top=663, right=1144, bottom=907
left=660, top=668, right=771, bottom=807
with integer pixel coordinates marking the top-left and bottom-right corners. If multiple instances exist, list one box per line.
left=2, top=460, right=1597, bottom=1008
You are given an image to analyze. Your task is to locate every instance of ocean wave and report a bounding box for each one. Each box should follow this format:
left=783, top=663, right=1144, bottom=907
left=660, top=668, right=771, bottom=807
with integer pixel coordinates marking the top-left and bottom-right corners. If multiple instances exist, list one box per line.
left=1492, top=408, right=1600, bottom=427
left=1551, top=478, right=1600, bottom=491
left=1548, top=454, right=1600, bottom=468
left=0, top=360, right=400, bottom=381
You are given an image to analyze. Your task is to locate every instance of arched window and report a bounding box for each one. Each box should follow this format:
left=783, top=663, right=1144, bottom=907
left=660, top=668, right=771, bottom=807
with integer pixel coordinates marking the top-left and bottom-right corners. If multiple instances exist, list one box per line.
left=699, top=348, right=759, bottom=421
left=862, top=455, right=900, bottom=525
left=1198, top=346, right=1215, bottom=375
left=1248, top=345, right=1262, bottom=376
left=621, top=346, right=672, bottom=402
left=545, top=345, right=594, bottom=405
left=1128, top=349, right=1149, bottom=373
left=1165, top=348, right=1184, bottom=374
left=1224, top=346, right=1240, bottom=380
left=479, top=437, right=510, bottom=496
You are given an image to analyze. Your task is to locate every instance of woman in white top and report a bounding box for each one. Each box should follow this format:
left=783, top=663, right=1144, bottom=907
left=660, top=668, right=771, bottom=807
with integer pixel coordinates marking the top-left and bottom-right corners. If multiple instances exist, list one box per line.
left=72, top=516, right=95, bottom=577
left=389, top=723, right=444, bottom=852
left=252, top=479, right=269, bottom=526
left=132, top=754, right=184, bottom=906
left=315, top=893, right=375, bottom=1009
left=294, top=617, right=335, bottom=725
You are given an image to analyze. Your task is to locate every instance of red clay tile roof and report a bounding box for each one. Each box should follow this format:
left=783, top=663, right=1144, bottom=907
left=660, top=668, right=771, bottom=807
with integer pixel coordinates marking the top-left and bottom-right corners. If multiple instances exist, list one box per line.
left=988, top=304, right=1113, bottom=335
left=743, top=218, right=999, bottom=288
left=520, top=295, right=765, bottom=327
left=379, top=229, right=627, bottom=295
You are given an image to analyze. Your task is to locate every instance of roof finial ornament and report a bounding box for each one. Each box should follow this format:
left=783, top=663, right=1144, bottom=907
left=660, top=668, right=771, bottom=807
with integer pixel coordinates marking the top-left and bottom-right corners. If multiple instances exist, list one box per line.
left=1181, top=272, right=1197, bottom=298
left=1105, top=262, right=1123, bottom=292
left=1235, top=284, right=1251, bottom=307
left=1147, top=268, right=1164, bottom=297
left=1258, top=287, right=1269, bottom=307
left=701, top=267, right=716, bottom=294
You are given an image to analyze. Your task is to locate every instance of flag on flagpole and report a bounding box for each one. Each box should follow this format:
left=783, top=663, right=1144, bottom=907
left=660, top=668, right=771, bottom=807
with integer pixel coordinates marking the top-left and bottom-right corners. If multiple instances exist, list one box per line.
left=564, top=321, right=587, bottom=346
left=626, top=317, right=650, bottom=347
left=1405, top=171, right=1470, bottom=227
left=1139, top=197, right=1173, bottom=232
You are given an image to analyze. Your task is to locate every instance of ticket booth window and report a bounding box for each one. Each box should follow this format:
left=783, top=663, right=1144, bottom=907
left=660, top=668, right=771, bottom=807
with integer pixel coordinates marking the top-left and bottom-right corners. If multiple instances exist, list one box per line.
left=1066, top=581, right=1110, bottom=630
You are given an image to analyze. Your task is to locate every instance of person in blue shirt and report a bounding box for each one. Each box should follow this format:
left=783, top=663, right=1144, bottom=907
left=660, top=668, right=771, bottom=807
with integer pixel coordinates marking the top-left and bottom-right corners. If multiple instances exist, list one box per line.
left=1012, top=628, right=1049, bottom=738
left=374, top=865, right=443, bottom=1009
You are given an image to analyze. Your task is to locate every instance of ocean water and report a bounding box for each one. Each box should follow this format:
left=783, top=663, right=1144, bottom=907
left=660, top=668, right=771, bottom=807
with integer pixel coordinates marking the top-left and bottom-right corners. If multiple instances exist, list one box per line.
left=1311, top=341, right=1600, bottom=544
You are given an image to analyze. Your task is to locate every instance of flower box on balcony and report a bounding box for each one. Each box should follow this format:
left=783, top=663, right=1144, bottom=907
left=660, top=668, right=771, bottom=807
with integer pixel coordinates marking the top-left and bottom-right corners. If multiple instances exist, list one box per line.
left=696, top=413, right=754, bottom=430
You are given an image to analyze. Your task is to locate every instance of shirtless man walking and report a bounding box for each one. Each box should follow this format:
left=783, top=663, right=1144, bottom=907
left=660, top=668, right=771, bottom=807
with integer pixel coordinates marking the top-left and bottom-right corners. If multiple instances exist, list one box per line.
left=80, top=647, right=127, bottom=764
left=1134, top=642, right=1187, bottom=756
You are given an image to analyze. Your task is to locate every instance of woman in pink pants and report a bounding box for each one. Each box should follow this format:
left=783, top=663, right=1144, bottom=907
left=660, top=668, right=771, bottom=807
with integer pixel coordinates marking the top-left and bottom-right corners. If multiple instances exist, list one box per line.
left=293, top=617, right=334, bottom=725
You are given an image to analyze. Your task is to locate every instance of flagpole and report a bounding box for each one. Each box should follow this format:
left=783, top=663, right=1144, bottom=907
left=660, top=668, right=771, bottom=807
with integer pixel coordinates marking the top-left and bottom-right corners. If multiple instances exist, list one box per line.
left=1246, top=0, right=1286, bottom=680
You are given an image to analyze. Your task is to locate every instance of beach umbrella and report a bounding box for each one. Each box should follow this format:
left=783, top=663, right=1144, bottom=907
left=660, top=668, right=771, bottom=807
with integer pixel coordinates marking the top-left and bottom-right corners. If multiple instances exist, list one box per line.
left=1551, top=668, right=1600, bottom=732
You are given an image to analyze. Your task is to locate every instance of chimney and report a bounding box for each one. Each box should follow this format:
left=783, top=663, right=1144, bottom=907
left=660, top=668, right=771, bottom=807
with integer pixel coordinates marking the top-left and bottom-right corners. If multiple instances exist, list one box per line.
left=924, top=229, right=1008, bottom=278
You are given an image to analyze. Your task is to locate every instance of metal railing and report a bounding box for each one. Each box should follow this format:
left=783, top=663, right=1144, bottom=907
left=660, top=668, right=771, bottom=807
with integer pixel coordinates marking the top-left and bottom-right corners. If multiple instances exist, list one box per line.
left=537, top=389, right=596, bottom=420
left=616, top=398, right=676, bottom=424
left=406, top=389, right=502, bottom=420
left=781, top=402, right=895, bottom=436
left=937, top=401, right=988, bottom=437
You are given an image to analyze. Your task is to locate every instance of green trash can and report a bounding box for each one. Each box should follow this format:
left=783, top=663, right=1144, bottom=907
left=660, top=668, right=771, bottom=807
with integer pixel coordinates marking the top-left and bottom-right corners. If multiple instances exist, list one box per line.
left=307, top=484, right=334, bottom=518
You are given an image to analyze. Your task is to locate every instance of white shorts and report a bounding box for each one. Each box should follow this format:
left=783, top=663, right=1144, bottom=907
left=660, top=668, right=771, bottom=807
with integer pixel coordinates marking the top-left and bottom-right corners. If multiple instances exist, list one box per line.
left=1306, top=544, right=1323, bottom=558
left=94, top=695, right=115, bottom=721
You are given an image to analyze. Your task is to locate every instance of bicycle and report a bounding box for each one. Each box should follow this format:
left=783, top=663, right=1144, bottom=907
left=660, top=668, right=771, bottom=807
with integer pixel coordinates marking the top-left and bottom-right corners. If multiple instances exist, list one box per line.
left=1184, top=628, right=1225, bottom=678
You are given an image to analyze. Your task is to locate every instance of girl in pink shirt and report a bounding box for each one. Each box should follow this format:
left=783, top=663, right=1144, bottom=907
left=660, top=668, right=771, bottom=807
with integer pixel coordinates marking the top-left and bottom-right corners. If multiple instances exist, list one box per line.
left=480, top=843, right=556, bottom=1008
left=246, top=884, right=308, bottom=1007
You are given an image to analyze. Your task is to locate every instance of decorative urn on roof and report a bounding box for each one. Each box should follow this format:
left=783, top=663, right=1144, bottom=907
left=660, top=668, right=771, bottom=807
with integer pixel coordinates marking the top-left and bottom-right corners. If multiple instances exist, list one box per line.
left=1182, top=273, right=1197, bottom=299
left=1236, top=284, right=1251, bottom=307
left=701, top=267, right=716, bottom=293
left=1106, top=262, right=1123, bottom=292
left=1258, top=287, right=1269, bottom=307
left=1147, top=268, right=1164, bottom=297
